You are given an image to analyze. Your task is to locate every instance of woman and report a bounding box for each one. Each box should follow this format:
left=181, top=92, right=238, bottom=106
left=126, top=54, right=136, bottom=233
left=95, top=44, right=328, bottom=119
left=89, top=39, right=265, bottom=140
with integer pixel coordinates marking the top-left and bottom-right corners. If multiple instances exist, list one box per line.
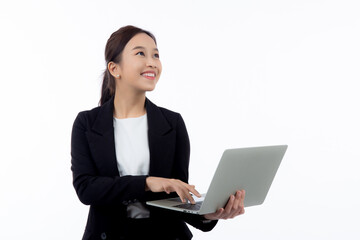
left=71, top=25, right=245, bottom=240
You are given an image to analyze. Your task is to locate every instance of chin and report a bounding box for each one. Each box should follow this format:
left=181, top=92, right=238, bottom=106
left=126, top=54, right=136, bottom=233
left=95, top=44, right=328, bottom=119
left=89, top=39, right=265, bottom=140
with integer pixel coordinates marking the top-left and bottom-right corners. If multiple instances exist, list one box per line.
left=145, top=87, right=156, bottom=92
left=144, top=83, right=157, bottom=92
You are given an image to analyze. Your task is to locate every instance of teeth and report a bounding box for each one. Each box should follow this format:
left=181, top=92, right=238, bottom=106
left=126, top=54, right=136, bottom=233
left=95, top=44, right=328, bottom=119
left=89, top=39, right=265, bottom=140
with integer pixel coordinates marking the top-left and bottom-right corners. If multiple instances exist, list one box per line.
left=142, top=73, right=155, bottom=77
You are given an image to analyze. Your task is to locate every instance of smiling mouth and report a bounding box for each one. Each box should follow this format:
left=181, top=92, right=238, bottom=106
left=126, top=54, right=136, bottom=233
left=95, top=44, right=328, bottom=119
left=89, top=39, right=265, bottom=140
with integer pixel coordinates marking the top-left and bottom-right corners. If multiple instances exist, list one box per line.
left=141, top=72, right=156, bottom=80
left=141, top=72, right=155, bottom=77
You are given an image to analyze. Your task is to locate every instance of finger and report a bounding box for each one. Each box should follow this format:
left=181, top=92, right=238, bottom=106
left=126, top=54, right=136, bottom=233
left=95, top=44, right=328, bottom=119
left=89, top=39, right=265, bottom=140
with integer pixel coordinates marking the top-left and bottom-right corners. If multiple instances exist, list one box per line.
left=189, top=185, right=201, bottom=198
left=241, top=189, right=245, bottom=202
left=182, top=183, right=198, bottom=204
left=228, top=191, right=242, bottom=218
left=231, top=190, right=245, bottom=214
left=225, top=194, right=242, bottom=219
left=235, top=190, right=243, bottom=208
left=224, top=195, right=235, bottom=216
left=237, top=198, right=245, bottom=216
left=177, top=192, right=186, bottom=203
left=239, top=190, right=246, bottom=214
left=229, top=202, right=243, bottom=218
left=173, top=180, right=200, bottom=204
left=173, top=187, right=187, bottom=203
left=169, top=180, right=186, bottom=203
left=236, top=190, right=242, bottom=199
left=233, top=191, right=242, bottom=207
left=183, top=189, right=196, bottom=204
left=176, top=185, right=193, bottom=203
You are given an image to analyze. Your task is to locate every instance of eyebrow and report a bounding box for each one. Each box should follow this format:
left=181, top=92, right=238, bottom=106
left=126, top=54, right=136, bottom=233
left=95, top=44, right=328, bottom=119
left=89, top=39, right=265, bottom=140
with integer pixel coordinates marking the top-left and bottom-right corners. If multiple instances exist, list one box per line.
left=132, top=46, right=159, bottom=52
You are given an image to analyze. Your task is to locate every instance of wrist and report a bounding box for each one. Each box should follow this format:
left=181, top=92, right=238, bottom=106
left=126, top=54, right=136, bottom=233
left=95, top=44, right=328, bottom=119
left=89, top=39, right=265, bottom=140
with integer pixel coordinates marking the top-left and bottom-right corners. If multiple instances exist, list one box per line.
left=145, top=176, right=151, bottom=191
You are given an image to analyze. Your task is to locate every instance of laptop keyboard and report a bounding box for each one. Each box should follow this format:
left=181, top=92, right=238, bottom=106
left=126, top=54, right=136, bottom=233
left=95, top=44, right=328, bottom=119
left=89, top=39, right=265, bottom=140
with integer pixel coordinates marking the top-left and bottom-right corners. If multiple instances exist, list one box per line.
left=174, top=201, right=203, bottom=211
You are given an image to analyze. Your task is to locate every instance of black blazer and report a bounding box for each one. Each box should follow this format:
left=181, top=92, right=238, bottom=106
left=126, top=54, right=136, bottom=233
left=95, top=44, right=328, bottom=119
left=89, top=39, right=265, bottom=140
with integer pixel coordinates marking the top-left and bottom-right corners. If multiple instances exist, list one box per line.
left=71, top=97, right=217, bottom=240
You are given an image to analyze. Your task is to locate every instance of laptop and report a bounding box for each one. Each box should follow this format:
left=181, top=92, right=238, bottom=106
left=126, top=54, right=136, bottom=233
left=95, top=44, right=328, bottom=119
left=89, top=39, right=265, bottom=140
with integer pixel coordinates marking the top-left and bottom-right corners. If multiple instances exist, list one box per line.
left=146, top=145, right=288, bottom=215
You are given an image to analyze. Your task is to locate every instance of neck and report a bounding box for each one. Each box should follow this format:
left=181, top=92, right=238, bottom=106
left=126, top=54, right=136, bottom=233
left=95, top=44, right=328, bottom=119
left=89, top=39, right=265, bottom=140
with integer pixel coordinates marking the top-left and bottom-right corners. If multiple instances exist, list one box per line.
left=113, top=89, right=146, bottom=119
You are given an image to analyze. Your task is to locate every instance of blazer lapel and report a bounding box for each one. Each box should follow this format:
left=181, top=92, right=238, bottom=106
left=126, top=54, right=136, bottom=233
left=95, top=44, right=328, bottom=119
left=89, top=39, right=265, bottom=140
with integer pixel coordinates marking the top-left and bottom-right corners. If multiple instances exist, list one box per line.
left=85, top=97, right=119, bottom=176
left=146, top=98, right=176, bottom=178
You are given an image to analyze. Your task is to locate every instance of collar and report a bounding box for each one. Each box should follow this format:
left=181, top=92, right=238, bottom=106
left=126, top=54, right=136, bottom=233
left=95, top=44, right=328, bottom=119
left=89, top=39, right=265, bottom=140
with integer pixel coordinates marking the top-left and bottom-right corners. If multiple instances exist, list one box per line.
left=91, top=96, right=172, bottom=136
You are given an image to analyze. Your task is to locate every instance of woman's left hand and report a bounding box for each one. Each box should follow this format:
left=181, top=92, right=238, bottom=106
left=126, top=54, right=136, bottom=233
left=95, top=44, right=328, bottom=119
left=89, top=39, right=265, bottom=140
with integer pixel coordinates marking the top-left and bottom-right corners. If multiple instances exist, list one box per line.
left=203, top=190, right=245, bottom=220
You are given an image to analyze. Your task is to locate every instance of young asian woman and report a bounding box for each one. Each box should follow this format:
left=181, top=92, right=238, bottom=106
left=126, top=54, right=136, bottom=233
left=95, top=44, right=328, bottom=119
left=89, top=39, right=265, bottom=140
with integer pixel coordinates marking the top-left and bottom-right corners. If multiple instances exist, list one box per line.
left=71, top=25, right=245, bottom=240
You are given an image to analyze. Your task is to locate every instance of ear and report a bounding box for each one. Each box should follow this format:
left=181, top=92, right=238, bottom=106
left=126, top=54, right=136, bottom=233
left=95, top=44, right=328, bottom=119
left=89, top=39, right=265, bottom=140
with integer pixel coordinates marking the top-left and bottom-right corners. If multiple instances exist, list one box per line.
left=108, top=61, right=121, bottom=79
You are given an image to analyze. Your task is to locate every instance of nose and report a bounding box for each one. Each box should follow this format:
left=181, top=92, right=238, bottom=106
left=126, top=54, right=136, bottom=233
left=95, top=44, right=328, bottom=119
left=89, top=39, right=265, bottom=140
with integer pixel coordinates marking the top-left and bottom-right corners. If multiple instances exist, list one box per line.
left=146, top=57, right=157, bottom=68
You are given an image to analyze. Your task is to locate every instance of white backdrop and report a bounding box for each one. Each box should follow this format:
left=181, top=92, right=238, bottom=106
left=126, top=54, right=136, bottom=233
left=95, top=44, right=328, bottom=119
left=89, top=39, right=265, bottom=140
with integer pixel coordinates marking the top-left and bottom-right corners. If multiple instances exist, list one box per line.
left=1, top=0, right=359, bottom=239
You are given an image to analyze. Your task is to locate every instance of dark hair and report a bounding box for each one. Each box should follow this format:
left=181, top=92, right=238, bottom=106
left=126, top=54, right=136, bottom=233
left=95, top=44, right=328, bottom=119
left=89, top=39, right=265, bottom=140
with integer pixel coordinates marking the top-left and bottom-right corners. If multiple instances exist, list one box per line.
left=99, top=25, right=157, bottom=105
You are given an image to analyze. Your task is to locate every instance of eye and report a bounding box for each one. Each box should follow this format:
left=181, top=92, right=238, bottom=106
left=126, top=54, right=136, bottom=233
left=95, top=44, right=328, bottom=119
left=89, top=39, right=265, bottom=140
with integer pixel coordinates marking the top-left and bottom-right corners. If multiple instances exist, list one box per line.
left=154, top=53, right=160, bottom=59
left=136, top=51, right=145, bottom=56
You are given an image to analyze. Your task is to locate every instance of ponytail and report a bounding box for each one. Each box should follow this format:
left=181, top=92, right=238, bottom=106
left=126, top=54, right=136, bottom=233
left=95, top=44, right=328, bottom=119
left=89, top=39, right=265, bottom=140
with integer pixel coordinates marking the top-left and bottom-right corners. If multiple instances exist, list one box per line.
left=99, top=69, right=115, bottom=105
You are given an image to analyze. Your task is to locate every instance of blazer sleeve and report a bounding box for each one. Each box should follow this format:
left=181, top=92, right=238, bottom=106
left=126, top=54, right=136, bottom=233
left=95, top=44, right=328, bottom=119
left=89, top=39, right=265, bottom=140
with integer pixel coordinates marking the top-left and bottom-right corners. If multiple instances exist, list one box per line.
left=71, top=112, right=148, bottom=206
left=172, top=113, right=218, bottom=232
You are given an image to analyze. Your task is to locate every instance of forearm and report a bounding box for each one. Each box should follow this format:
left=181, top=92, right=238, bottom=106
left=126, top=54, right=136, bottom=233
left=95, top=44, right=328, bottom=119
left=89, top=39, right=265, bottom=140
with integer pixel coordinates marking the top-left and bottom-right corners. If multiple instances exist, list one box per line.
left=73, top=173, right=147, bottom=206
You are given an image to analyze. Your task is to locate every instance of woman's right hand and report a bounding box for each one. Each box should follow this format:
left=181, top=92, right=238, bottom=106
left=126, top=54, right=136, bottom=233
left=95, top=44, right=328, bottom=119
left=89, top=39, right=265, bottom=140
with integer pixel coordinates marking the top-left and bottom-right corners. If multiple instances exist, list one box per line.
left=145, top=177, right=201, bottom=204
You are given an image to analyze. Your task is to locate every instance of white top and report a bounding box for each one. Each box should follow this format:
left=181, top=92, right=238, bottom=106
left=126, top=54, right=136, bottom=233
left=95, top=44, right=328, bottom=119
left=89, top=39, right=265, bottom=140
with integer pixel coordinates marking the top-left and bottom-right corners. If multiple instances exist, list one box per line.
left=113, top=114, right=150, bottom=176
left=113, top=113, right=150, bottom=218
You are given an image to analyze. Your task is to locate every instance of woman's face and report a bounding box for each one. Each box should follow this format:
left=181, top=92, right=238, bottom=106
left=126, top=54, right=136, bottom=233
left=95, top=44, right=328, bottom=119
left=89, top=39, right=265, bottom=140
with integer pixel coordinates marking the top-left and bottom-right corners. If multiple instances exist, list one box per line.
left=116, top=33, right=162, bottom=93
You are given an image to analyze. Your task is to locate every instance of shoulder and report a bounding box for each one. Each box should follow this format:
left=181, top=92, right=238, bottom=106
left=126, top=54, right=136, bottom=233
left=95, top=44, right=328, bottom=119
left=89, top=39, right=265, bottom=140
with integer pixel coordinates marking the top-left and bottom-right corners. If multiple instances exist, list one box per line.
left=158, top=105, right=181, bottom=122
left=72, top=105, right=102, bottom=130
left=146, top=98, right=184, bottom=126
left=76, top=105, right=101, bottom=119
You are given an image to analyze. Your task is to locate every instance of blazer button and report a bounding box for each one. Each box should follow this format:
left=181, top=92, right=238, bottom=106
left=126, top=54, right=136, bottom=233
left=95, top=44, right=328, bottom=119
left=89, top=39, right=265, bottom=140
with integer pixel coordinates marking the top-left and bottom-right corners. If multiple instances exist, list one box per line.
left=101, top=232, right=107, bottom=239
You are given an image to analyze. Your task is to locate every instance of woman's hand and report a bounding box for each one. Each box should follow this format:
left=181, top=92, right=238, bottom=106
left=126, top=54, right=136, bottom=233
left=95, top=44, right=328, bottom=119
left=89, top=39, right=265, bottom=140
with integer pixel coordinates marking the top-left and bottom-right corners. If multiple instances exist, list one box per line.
left=203, top=190, right=245, bottom=220
left=145, top=176, right=201, bottom=204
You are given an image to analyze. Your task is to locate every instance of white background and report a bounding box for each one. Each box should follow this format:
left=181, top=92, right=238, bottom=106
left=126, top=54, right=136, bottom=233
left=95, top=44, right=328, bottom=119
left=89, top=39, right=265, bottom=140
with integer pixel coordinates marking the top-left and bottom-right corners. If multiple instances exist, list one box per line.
left=1, top=0, right=359, bottom=239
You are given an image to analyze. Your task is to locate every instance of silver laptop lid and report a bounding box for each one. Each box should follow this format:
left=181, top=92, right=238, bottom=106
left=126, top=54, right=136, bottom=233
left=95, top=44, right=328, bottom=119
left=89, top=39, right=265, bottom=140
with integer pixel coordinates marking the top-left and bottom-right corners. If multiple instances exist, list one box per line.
left=199, top=145, right=287, bottom=214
